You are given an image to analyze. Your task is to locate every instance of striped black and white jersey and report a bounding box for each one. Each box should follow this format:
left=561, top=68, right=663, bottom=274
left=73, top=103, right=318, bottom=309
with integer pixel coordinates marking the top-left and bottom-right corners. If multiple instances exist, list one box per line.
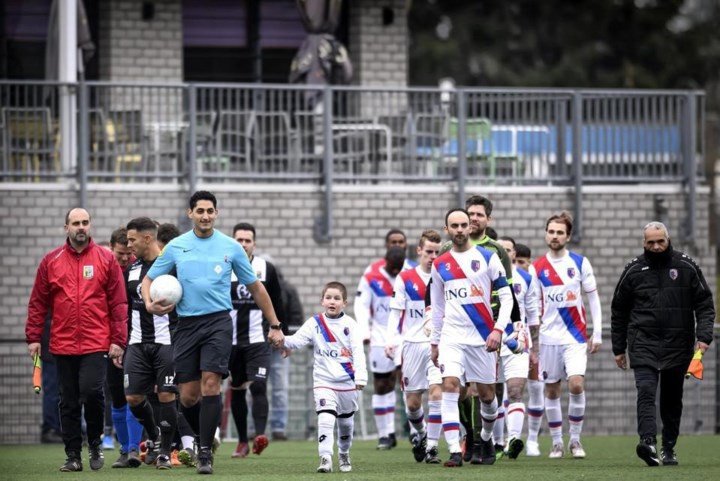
left=125, top=258, right=175, bottom=345
left=231, top=256, right=285, bottom=347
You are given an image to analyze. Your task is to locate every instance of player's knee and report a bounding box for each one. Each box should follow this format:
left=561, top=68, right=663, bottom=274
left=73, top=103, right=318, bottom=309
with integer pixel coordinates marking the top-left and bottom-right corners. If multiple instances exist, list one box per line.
left=249, top=380, right=267, bottom=397
left=157, top=391, right=176, bottom=403
left=506, top=385, right=524, bottom=403
left=125, top=394, right=145, bottom=407
left=567, top=376, right=584, bottom=394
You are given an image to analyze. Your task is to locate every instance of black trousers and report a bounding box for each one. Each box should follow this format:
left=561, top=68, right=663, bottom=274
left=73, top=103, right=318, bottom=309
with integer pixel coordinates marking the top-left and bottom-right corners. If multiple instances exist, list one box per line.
left=56, top=352, right=108, bottom=454
left=633, top=364, right=685, bottom=446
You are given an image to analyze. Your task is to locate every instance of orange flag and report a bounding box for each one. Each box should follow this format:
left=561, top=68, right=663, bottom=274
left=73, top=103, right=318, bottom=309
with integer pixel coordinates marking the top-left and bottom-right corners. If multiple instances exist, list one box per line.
left=685, top=349, right=704, bottom=380
left=32, top=353, right=42, bottom=394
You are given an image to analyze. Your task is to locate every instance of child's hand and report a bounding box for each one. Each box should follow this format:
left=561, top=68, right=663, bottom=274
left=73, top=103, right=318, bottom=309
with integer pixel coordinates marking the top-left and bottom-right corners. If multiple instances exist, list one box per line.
left=356, top=384, right=365, bottom=391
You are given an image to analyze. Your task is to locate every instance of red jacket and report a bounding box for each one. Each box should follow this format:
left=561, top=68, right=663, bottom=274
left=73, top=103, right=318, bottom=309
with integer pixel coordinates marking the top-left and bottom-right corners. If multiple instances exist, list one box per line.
left=26, top=239, right=128, bottom=355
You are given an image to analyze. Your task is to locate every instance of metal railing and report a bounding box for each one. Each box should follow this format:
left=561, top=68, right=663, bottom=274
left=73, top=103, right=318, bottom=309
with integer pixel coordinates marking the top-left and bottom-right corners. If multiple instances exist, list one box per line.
left=0, top=81, right=705, bottom=241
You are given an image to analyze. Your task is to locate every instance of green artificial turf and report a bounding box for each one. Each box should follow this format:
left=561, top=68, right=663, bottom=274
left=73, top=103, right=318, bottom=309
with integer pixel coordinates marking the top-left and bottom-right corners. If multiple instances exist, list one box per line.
left=1, top=435, right=719, bottom=481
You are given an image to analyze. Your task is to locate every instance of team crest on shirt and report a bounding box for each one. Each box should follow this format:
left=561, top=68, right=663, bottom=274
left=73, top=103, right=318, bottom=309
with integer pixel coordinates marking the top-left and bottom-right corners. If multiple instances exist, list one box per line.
left=471, top=260, right=481, bottom=272
left=567, top=267, right=576, bottom=278
left=83, top=266, right=94, bottom=279
left=319, top=399, right=326, bottom=407
left=542, top=269, right=549, bottom=278
left=514, top=283, right=522, bottom=295
left=214, top=265, right=222, bottom=274
left=669, top=269, right=678, bottom=280
left=439, top=364, right=445, bottom=373
left=344, top=327, right=350, bottom=336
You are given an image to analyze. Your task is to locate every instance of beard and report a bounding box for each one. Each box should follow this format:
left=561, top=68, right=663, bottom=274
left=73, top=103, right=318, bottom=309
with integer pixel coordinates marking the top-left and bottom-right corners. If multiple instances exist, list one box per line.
left=452, top=233, right=467, bottom=247
left=547, top=240, right=565, bottom=252
left=71, top=232, right=88, bottom=244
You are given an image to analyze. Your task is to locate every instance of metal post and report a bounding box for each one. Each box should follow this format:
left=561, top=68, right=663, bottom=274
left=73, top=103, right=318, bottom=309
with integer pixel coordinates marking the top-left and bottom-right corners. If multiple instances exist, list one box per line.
left=188, top=85, right=198, bottom=193
left=78, top=81, right=89, bottom=207
left=571, top=91, right=583, bottom=243
left=314, top=87, right=333, bottom=243
left=59, top=0, right=77, bottom=174
left=556, top=98, right=567, bottom=182
left=683, top=92, right=697, bottom=246
left=456, top=90, right=467, bottom=206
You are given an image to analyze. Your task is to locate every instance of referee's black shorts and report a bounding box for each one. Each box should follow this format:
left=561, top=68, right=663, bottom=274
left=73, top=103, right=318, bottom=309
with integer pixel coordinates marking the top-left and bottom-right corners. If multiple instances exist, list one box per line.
left=229, top=342, right=271, bottom=388
left=123, top=343, right=176, bottom=395
left=173, top=310, right=233, bottom=384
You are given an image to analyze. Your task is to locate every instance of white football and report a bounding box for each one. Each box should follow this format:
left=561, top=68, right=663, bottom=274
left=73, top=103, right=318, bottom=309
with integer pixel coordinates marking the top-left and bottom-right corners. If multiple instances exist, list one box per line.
left=150, top=275, right=183, bottom=305
left=504, top=329, right=527, bottom=354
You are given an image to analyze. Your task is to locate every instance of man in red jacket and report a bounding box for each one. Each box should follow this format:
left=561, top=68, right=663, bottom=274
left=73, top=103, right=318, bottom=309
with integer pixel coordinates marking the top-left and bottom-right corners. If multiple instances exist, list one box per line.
left=26, top=208, right=128, bottom=472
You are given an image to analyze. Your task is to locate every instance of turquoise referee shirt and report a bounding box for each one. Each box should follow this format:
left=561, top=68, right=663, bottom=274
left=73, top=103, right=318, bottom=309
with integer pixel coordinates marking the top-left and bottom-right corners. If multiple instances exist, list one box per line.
left=147, top=229, right=257, bottom=317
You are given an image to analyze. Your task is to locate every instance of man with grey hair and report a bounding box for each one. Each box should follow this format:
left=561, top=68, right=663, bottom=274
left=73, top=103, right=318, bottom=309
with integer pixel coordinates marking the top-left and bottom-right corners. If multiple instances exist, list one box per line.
left=611, top=221, right=714, bottom=467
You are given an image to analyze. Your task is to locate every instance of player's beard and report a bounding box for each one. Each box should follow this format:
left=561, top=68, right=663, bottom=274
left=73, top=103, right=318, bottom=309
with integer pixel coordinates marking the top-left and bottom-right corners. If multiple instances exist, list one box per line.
left=547, top=240, right=565, bottom=252
left=452, top=233, right=467, bottom=247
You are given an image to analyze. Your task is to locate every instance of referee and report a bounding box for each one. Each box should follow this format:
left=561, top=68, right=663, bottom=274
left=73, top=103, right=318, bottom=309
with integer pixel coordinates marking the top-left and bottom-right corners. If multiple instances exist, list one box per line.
left=142, top=191, right=282, bottom=475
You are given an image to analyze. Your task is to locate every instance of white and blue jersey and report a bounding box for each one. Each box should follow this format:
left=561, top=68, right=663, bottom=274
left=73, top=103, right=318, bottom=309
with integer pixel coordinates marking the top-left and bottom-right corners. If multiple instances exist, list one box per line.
left=284, top=312, right=368, bottom=390
left=533, top=251, right=597, bottom=346
left=147, top=229, right=257, bottom=318
left=430, top=245, right=511, bottom=346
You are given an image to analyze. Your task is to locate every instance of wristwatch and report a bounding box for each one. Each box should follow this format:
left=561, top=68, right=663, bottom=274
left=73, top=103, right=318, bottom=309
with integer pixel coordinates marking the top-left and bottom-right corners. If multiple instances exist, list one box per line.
left=270, top=323, right=283, bottom=330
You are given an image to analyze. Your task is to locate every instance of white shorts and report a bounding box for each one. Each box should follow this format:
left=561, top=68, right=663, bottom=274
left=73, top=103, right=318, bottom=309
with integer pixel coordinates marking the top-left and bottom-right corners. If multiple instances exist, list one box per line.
left=498, top=352, right=529, bottom=383
left=540, top=343, right=587, bottom=383
left=437, top=341, right=497, bottom=385
left=400, top=342, right=442, bottom=392
left=314, top=387, right=359, bottom=416
left=370, top=345, right=396, bottom=374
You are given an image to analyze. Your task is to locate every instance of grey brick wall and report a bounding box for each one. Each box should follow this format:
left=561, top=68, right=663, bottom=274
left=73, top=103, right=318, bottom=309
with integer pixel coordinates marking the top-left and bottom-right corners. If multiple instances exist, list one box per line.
left=0, top=184, right=716, bottom=443
left=349, top=0, right=408, bottom=87
left=99, top=0, right=183, bottom=82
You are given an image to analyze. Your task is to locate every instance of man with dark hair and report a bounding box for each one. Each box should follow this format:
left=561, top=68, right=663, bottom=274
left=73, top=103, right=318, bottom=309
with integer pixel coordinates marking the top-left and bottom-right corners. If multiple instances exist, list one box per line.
left=612, top=221, right=714, bottom=467
left=355, top=245, right=406, bottom=449
left=105, top=228, right=144, bottom=468
left=533, top=211, right=602, bottom=459
left=26, top=208, right=128, bottom=472
left=124, top=217, right=178, bottom=469
left=142, top=191, right=282, bottom=475
left=157, top=223, right=181, bottom=250
left=430, top=208, right=512, bottom=467
left=385, top=230, right=444, bottom=463
left=514, top=243, right=533, bottom=272
left=460, top=195, right=517, bottom=463
left=228, top=223, right=286, bottom=458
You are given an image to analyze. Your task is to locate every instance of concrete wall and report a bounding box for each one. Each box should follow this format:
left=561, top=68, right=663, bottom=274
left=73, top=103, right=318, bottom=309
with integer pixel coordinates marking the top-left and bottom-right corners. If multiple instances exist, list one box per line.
left=349, top=0, right=409, bottom=87
left=0, top=183, right=715, bottom=443
left=98, top=0, right=183, bottom=82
